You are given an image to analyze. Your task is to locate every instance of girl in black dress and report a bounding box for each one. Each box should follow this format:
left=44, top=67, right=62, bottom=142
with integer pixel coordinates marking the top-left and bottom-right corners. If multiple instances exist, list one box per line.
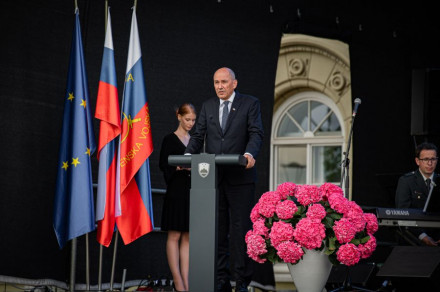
left=159, top=103, right=196, bottom=292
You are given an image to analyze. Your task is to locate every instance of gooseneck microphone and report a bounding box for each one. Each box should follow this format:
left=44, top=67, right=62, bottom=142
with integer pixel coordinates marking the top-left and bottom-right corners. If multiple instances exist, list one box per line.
left=352, top=98, right=362, bottom=117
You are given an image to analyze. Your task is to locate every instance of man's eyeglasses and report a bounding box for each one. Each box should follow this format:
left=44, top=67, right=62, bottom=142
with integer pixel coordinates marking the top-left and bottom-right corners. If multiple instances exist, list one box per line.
left=418, top=157, right=439, bottom=163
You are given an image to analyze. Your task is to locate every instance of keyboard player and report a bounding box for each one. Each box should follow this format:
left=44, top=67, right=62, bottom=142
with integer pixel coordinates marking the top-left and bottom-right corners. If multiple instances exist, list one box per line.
left=395, top=142, right=440, bottom=246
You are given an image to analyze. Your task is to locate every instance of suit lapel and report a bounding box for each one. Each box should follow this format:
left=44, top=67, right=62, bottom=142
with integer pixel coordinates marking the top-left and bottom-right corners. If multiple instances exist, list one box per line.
left=212, top=98, right=222, bottom=134
left=415, top=170, right=428, bottom=196
left=223, top=93, right=242, bottom=134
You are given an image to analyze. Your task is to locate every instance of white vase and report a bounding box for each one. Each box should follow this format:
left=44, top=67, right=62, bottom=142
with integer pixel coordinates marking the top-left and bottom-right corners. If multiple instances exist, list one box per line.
left=287, top=249, right=332, bottom=292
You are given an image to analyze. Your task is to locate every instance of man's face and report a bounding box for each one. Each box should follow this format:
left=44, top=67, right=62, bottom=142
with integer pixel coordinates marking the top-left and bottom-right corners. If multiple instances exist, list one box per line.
left=213, top=68, right=237, bottom=100
left=416, top=149, right=438, bottom=177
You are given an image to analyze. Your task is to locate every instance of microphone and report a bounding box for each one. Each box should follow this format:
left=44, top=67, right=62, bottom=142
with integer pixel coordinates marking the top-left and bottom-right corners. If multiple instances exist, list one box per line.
left=352, top=98, right=362, bottom=117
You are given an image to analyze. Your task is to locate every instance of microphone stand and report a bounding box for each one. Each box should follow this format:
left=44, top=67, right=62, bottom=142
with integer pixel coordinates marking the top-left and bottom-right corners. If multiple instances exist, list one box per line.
left=332, top=101, right=376, bottom=292
left=340, top=112, right=356, bottom=198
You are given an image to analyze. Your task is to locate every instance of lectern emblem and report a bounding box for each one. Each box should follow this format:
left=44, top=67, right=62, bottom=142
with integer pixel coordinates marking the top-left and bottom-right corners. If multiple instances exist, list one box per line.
left=198, top=162, right=210, bottom=178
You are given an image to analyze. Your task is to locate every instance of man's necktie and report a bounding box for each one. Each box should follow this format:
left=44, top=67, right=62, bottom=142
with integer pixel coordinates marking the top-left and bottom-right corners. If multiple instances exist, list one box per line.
left=221, top=101, right=230, bottom=131
left=426, top=178, right=431, bottom=192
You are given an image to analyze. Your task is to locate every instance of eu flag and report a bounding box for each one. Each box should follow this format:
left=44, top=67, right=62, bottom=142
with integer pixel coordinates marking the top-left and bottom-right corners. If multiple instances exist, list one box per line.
left=53, top=10, right=97, bottom=249
left=116, top=7, right=154, bottom=244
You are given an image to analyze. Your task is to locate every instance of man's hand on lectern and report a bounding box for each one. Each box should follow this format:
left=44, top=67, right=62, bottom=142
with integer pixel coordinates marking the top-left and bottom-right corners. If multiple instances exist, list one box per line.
left=244, top=153, right=255, bottom=169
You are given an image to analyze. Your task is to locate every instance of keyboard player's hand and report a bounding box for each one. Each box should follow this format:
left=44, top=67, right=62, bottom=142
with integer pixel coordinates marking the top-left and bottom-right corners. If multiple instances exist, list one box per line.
left=421, top=236, right=438, bottom=246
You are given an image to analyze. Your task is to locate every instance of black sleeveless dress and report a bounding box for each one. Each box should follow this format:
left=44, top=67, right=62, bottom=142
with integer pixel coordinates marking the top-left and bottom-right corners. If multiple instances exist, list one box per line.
left=159, top=133, right=191, bottom=231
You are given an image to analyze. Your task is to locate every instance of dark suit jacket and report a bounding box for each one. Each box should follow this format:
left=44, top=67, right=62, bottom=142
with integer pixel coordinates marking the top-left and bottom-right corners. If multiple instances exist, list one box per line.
left=185, top=92, right=264, bottom=185
left=395, top=170, right=440, bottom=211
left=395, top=170, right=440, bottom=239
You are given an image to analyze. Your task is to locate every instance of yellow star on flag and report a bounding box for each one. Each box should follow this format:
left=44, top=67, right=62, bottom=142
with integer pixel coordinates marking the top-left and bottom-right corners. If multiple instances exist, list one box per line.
left=85, top=148, right=91, bottom=156
left=80, top=99, right=87, bottom=108
left=67, top=92, right=75, bottom=101
left=62, top=161, right=69, bottom=171
left=71, top=157, right=80, bottom=167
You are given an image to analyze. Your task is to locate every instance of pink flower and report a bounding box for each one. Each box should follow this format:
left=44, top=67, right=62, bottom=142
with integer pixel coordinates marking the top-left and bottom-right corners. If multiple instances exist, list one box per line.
left=276, top=182, right=297, bottom=200
left=336, top=243, right=361, bottom=266
left=253, top=218, right=269, bottom=237
left=246, top=183, right=378, bottom=266
left=328, top=192, right=349, bottom=214
left=293, top=218, right=326, bottom=249
left=333, top=218, right=357, bottom=244
left=364, top=213, right=379, bottom=234
left=250, top=203, right=263, bottom=223
left=258, top=191, right=281, bottom=218
left=269, top=221, right=295, bottom=248
left=358, top=236, right=377, bottom=259
left=295, top=185, right=322, bottom=206
left=276, top=199, right=298, bottom=219
left=344, top=201, right=366, bottom=232
left=306, top=204, right=327, bottom=221
left=276, top=241, right=304, bottom=264
left=319, top=183, right=344, bottom=201
left=245, top=231, right=267, bottom=263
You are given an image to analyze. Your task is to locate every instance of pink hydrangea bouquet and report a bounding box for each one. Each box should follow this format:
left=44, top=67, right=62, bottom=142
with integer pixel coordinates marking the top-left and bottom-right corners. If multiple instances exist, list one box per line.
left=245, top=182, right=378, bottom=266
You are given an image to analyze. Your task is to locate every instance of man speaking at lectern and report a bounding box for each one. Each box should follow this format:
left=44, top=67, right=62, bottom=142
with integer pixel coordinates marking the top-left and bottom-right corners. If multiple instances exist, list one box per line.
left=185, top=67, right=264, bottom=292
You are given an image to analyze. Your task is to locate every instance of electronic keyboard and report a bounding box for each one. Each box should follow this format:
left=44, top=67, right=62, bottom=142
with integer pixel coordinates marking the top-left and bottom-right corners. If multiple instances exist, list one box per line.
left=376, top=207, right=440, bottom=228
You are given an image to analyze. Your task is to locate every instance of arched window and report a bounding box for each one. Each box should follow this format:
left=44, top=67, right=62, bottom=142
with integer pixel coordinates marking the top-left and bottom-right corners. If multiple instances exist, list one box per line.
left=270, top=91, right=345, bottom=189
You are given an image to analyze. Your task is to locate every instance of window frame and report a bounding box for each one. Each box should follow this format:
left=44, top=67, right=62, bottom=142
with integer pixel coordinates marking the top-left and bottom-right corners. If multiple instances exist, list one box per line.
left=270, top=91, right=346, bottom=189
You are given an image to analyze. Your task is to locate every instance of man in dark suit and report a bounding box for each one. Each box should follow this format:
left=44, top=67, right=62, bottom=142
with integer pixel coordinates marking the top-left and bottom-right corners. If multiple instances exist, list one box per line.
left=395, top=142, right=440, bottom=246
left=185, top=67, right=264, bottom=292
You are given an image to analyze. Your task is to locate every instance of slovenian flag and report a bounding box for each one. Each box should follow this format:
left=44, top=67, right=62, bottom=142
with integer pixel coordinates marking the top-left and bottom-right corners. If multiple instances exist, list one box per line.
left=53, top=9, right=97, bottom=249
left=95, top=8, right=121, bottom=247
left=116, top=7, right=154, bottom=244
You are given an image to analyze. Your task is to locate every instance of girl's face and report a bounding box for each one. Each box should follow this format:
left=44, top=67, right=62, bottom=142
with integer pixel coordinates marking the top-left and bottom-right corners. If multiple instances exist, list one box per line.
left=179, top=112, right=196, bottom=131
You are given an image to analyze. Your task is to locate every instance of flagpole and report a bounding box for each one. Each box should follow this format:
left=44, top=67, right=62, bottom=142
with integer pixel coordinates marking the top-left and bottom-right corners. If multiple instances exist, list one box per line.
left=70, top=238, right=77, bottom=292
left=109, top=230, right=119, bottom=291
left=97, top=2, right=109, bottom=291
left=98, top=244, right=103, bottom=292
left=105, top=0, right=109, bottom=32
left=85, top=233, right=91, bottom=291
left=73, top=3, right=91, bottom=287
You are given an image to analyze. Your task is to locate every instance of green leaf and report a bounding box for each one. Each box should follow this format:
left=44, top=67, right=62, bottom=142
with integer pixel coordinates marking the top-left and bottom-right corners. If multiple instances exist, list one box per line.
left=350, top=238, right=360, bottom=245
left=324, top=245, right=335, bottom=255
left=328, top=236, right=336, bottom=251
left=265, top=247, right=279, bottom=263
left=330, top=213, right=342, bottom=220
left=324, top=216, right=334, bottom=228
left=360, top=235, right=371, bottom=244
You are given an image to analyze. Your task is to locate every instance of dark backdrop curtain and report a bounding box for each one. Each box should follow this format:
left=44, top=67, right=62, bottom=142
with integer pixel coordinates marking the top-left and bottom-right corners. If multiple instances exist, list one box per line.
left=2, top=0, right=440, bottom=287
